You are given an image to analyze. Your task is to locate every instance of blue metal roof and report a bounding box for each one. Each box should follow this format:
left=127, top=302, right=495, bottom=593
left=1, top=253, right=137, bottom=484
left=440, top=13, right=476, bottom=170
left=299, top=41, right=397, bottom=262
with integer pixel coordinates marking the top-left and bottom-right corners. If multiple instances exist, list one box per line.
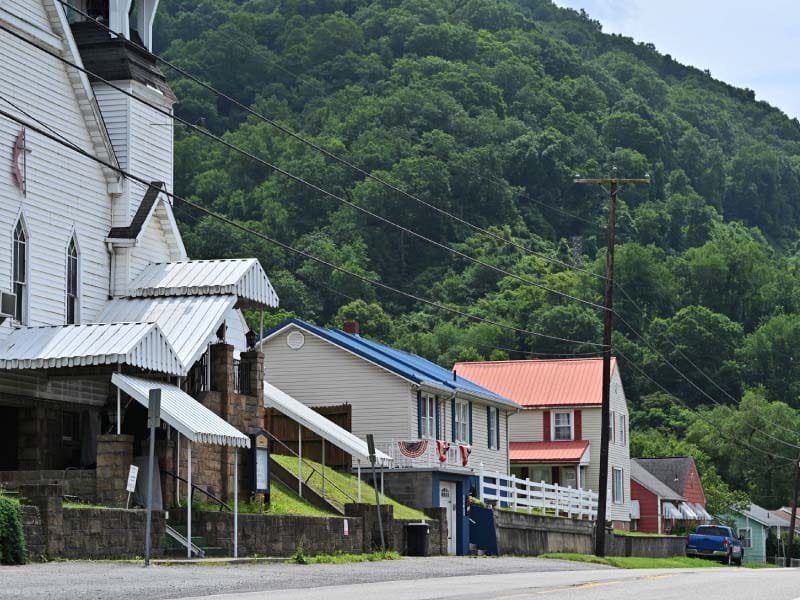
left=263, top=318, right=518, bottom=409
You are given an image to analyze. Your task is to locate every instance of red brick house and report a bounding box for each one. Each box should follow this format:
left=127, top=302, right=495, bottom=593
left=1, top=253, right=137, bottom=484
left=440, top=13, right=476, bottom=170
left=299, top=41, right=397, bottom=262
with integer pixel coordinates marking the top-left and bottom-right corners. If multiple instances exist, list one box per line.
left=630, top=457, right=712, bottom=533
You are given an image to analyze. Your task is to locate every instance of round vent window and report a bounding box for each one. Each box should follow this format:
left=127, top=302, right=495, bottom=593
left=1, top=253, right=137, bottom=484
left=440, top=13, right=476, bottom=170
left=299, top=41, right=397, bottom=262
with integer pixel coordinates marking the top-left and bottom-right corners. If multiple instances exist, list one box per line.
left=287, top=331, right=305, bottom=350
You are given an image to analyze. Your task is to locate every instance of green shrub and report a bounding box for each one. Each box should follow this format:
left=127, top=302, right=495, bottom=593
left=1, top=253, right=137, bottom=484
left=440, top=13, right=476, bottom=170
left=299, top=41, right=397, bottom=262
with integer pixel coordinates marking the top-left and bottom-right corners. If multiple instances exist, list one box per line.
left=0, top=495, right=28, bottom=565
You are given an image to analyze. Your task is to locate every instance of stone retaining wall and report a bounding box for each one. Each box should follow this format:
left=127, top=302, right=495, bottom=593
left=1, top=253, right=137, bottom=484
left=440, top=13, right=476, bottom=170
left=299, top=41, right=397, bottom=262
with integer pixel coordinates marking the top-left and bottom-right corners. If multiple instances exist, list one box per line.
left=605, top=532, right=686, bottom=558
left=172, top=511, right=363, bottom=557
left=62, top=507, right=165, bottom=559
left=21, top=505, right=46, bottom=561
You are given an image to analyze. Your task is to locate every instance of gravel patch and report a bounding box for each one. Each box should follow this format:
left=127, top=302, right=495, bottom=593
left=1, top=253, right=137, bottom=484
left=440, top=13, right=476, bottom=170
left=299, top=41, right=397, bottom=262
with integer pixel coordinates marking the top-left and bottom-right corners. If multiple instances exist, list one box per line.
left=0, top=556, right=608, bottom=600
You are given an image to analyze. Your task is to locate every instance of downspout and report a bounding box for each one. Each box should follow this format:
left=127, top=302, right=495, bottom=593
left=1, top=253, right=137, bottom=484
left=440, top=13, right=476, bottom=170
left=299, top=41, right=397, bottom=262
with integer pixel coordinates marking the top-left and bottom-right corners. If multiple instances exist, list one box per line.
left=657, top=495, right=662, bottom=534
left=106, top=241, right=115, bottom=298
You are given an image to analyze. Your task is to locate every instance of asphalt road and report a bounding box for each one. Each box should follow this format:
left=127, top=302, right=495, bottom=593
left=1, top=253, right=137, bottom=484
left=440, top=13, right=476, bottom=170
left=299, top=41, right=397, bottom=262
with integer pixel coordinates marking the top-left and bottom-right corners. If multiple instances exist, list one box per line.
left=2, top=558, right=798, bottom=600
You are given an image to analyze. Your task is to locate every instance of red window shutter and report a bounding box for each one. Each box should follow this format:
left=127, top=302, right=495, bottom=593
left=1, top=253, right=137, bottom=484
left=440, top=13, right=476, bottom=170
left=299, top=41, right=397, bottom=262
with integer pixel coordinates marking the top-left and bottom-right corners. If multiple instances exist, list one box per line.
left=574, top=410, right=582, bottom=440
left=543, top=410, right=551, bottom=441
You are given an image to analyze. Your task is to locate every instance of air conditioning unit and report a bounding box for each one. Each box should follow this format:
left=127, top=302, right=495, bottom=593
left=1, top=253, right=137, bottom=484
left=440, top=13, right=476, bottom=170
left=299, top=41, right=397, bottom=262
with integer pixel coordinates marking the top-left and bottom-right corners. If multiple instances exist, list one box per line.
left=0, top=292, right=16, bottom=321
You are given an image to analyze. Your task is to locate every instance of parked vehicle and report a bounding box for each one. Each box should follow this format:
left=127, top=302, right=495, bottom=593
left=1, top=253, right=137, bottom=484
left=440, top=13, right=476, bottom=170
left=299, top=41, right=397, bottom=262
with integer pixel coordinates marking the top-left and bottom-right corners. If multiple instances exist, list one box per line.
left=686, top=525, right=743, bottom=565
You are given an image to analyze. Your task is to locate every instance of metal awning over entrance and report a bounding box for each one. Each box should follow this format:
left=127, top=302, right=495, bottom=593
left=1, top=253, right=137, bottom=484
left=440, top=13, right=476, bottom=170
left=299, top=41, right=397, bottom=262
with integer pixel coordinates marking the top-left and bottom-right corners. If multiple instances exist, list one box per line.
left=112, top=373, right=249, bottom=558
left=263, top=381, right=390, bottom=466
left=112, top=374, right=249, bottom=447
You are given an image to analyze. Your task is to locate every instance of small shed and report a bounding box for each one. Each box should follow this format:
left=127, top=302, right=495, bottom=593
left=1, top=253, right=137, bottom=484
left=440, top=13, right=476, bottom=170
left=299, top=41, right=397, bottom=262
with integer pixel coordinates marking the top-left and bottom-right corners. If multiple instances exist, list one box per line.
left=730, top=504, right=791, bottom=564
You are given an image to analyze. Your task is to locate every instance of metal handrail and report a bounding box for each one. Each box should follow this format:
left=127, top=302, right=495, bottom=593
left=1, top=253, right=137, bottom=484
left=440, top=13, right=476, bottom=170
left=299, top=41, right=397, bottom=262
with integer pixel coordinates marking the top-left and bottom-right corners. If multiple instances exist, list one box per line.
left=261, top=429, right=357, bottom=505
left=163, top=469, right=232, bottom=512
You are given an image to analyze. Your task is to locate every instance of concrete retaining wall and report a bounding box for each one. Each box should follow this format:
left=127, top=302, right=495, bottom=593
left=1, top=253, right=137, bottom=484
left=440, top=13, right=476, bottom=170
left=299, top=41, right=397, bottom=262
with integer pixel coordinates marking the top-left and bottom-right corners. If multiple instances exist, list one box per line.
left=494, top=510, right=594, bottom=556
left=62, top=507, right=165, bottom=559
left=493, top=510, right=685, bottom=558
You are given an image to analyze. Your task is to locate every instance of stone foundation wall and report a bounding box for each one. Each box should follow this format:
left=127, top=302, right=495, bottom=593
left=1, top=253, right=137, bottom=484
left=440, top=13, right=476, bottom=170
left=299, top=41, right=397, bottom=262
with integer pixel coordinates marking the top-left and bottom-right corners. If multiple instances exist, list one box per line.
left=62, top=508, right=165, bottom=559
left=0, top=470, right=96, bottom=501
left=605, top=532, right=686, bottom=558
left=171, top=511, right=363, bottom=557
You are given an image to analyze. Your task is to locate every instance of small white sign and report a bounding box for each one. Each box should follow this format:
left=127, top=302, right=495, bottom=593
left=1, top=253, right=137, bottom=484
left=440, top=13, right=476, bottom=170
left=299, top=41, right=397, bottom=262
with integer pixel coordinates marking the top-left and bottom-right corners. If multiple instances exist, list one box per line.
left=343, top=519, right=349, bottom=537
left=126, top=465, right=139, bottom=493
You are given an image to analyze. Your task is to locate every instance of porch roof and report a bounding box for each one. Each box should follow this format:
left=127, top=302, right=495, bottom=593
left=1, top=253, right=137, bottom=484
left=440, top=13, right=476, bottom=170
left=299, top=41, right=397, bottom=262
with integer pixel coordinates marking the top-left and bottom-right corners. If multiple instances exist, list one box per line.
left=263, top=381, right=392, bottom=466
left=129, top=259, right=279, bottom=309
left=509, top=440, right=589, bottom=464
left=0, top=322, right=183, bottom=375
left=96, top=294, right=237, bottom=370
left=112, top=373, right=250, bottom=448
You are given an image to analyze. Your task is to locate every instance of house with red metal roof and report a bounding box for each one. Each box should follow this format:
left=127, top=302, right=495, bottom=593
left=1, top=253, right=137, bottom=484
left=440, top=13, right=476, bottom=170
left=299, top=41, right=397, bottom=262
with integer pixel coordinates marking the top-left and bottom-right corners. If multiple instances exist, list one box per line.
left=454, top=358, right=632, bottom=528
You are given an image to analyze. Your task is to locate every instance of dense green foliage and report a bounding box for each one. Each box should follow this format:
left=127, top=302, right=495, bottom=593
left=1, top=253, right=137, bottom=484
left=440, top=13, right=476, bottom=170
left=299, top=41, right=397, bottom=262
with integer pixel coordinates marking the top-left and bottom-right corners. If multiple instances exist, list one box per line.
left=0, top=495, right=27, bottom=565
left=156, top=1, right=800, bottom=509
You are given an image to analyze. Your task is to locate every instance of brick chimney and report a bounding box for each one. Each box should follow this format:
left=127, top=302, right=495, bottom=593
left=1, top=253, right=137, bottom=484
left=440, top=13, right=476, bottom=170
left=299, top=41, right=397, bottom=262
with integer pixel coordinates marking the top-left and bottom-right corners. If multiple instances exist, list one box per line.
left=343, top=320, right=360, bottom=335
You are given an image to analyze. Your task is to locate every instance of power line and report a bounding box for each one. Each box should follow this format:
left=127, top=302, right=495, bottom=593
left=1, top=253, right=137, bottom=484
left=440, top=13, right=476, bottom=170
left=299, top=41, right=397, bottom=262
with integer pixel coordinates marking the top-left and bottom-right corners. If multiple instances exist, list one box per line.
left=0, top=106, right=605, bottom=350
left=1, top=22, right=612, bottom=317
left=614, top=347, right=797, bottom=463
left=39, top=8, right=800, bottom=446
left=56, top=2, right=614, bottom=280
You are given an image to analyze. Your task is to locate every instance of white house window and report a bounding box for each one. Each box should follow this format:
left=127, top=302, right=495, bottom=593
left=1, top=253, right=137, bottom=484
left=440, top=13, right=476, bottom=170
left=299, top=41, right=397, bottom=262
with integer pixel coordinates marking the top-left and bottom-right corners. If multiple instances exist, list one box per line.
left=13, top=219, right=27, bottom=323
left=619, top=414, right=626, bottom=446
left=420, top=394, right=436, bottom=439
left=454, top=400, right=469, bottom=443
left=488, top=406, right=497, bottom=449
left=66, top=236, right=79, bottom=325
left=553, top=411, right=573, bottom=441
left=612, top=467, right=624, bottom=504
left=738, top=528, right=752, bottom=549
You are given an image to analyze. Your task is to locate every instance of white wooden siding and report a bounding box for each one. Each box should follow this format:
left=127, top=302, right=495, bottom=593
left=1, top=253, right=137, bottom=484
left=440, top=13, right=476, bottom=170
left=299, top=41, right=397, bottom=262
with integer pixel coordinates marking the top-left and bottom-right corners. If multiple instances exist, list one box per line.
left=2, top=0, right=52, bottom=32
left=262, top=327, right=413, bottom=460
left=129, top=215, right=172, bottom=281
left=0, top=13, right=112, bottom=336
left=509, top=409, right=543, bottom=442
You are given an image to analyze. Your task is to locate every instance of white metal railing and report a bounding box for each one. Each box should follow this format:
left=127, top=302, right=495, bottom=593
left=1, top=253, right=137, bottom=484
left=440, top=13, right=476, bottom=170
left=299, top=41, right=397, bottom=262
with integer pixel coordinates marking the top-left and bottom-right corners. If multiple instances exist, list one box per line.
left=478, top=467, right=598, bottom=520
left=378, top=439, right=471, bottom=469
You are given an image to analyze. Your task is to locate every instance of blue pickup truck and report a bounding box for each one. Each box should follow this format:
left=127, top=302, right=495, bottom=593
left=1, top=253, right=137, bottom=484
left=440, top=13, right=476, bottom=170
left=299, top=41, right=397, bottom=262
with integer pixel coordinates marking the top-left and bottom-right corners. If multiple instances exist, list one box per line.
left=686, top=525, right=743, bottom=565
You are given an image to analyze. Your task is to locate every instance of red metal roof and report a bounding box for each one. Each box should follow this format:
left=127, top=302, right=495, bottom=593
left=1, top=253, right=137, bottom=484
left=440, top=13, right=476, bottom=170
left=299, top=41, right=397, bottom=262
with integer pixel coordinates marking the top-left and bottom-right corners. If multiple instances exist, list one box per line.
left=453, top=358, right=616, bottom=407
left=509, top=440, right=589, bottom=463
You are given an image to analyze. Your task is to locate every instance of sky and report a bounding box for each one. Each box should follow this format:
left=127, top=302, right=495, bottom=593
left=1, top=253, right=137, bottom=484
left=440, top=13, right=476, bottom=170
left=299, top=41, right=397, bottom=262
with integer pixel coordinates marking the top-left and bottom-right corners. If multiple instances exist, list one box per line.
left=554, top=0, right=800, bottom=119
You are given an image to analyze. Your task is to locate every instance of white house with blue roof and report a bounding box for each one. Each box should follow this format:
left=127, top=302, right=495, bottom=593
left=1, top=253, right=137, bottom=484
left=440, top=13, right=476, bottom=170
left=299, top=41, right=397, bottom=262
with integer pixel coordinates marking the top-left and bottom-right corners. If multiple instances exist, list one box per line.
left=258, top=318, right=519, bottom=555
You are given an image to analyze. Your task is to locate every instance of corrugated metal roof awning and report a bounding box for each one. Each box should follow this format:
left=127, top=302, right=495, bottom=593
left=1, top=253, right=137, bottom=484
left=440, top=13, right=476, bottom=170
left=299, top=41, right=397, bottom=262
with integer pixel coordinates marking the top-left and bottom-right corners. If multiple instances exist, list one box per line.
left=130, top=259, right=279, bottom=309
left=509, top=440, right=590, bottom=463
left=662, top=502, right=683, bottom=519
left=0, top=322, right=184, bottom=375
left=96, top=295, right=237, bottom=369
left=112, top=373, right=249, bottom=448
left=263, top=381, right=391, bottom=465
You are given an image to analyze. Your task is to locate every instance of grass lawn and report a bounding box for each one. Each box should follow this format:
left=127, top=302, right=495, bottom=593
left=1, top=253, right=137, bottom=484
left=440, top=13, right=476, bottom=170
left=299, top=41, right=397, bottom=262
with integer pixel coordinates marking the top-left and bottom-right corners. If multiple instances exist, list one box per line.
left=538, top=553, right=729, bottom=569
left=273, top=455, right=427, bottom=520
left=191, top=479, right=335, bottom=517
left=612, top=529, right=680, bottom=538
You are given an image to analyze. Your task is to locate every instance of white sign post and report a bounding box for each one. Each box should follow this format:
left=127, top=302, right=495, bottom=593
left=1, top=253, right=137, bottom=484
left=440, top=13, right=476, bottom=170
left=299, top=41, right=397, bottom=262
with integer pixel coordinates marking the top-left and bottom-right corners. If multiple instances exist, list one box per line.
left=125, top=465, right=139, bottom=509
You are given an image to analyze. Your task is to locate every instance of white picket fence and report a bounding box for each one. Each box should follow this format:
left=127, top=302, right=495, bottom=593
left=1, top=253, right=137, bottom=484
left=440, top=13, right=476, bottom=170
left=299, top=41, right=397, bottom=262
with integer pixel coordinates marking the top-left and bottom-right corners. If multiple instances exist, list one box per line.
left=478, top=468, right=599, bottom=520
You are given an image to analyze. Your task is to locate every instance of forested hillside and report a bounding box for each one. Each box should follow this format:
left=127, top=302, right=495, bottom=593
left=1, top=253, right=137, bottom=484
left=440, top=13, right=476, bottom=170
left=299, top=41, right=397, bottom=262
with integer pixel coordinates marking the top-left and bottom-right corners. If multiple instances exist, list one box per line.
left=155, top=0, right=800, bottom=510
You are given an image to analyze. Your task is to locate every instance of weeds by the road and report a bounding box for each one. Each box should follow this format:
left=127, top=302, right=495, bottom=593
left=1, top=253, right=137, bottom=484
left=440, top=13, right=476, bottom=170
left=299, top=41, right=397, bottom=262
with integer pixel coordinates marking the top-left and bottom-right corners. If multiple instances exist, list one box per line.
left=291, top=548, right=401, bottom=564
left=538, top=553, right=728, bottom=569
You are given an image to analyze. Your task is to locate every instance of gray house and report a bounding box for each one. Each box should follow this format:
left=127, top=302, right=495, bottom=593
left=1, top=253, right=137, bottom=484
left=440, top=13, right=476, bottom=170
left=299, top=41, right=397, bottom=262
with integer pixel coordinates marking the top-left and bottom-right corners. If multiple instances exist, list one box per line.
left=258, top=318, right=519, bottom=555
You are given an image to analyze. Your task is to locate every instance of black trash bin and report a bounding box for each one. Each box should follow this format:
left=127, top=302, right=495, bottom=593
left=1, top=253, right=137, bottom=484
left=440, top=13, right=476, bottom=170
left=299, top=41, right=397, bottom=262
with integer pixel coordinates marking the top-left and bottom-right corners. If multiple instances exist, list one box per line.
left=405, top=521, right=430, bottom=556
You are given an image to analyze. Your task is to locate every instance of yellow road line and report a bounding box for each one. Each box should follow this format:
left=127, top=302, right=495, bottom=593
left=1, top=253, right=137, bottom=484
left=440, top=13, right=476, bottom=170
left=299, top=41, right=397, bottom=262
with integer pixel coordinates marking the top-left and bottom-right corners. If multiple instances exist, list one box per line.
left=492, top=573, right=679, bottom=599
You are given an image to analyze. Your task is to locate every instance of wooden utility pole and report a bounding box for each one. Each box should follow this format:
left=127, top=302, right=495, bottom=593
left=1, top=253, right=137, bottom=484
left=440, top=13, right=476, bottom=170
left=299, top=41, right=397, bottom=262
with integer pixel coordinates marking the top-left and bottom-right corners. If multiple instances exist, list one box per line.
left=575, top=171, right=649, bottom=557
left=786, top=457, right=800, bottom=567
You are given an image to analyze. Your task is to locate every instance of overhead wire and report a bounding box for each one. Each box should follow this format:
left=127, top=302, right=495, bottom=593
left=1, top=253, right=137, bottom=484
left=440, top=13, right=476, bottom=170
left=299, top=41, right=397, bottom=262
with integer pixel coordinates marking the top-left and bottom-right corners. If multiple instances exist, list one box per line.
left=1, top=20, right=612, bottom=317
left=42, top=5, right=800, bottom=446
left=0, top=105, right=605, bottom=350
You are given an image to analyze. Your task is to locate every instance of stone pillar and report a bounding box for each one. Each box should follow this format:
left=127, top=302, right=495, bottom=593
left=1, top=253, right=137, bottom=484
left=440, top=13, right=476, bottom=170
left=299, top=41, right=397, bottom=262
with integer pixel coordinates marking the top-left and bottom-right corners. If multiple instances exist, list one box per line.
left=95, top=434, right=134, bottom=507
left=345, top=503, right=395, bottom=552
left=424, top=507, right=447, bottom=555
left=18, top=483, right=63, bottom=558
left=239, top=350, right=264, bottom=401
left=210, top=342, right=234, bottom=394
